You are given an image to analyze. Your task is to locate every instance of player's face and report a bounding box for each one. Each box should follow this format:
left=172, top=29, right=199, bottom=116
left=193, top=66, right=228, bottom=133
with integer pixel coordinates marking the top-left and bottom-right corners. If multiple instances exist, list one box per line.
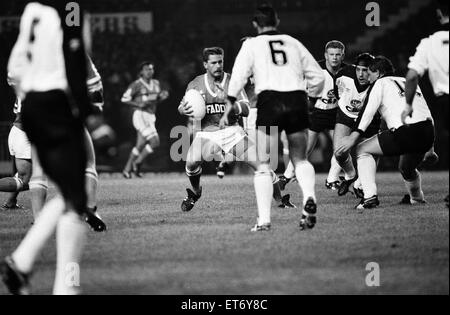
left=356, top=65, right=370, bottom=86
left=325, top=48, right=344, bottom=68
left=204, top=54, right=224, bottom=79
left=368, top=68, right=380, bottom=84
left=141, top=64, right=154, bottom=80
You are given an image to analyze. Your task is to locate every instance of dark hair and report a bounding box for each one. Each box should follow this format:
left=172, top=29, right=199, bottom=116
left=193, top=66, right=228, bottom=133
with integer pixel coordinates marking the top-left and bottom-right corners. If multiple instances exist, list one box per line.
left=325, top=40, right=345, bottom=53
left=437, top=0, right=449, bottom=16
left=369, top=56, right=395, bottom=77
left=138, top=61, right=154, bottom=73
left=253, top=5, right=278, bottom=27
left=355, top=53, right=375, bottom=67
left=202, top=47, right=224, bottom=62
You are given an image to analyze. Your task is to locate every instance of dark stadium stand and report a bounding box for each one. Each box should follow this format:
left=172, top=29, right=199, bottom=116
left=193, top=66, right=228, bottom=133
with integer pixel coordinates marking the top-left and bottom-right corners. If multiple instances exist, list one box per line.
left=0, top=0, right=447, bottom=173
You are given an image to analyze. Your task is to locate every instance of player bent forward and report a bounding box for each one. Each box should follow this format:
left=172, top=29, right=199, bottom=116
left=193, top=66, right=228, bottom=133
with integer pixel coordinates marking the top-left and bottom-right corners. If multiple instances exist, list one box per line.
left=336, top=56, right=435, bottom=209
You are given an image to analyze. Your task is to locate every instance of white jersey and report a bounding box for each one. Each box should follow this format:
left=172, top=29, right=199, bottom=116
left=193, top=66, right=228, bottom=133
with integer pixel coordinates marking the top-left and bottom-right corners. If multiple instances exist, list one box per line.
left=408, top=29, right=449, bottom=96
left=8, top=2, right=68, bottom=93
left=357, top=76, right=432, bottom=132
left=315, top=68, right=338, bottom=110
left=337, top=75, right=370, bottom=119
left=228, top=31, right=324, bottom=98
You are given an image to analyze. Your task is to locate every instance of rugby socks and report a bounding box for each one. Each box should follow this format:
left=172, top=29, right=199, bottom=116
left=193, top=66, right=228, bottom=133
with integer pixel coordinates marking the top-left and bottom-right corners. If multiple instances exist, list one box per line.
left=294, top=161, right=316, bottom=206
left=326, top=156, right=343, bottom=183
left=12, top=197, right=65, bottom=274
left=186, top=166, right=202, bottom=195
left=354, top=177, right=363, bottom=190
left=123, top=147, right=140, bottom=172
left=85, top=168, right=98, bottom=209
left=357, top=153, right=378, bottom=198
left=53, top=211, right=87, bottom=295
left=254, top=165, right=273, bottom=226
left=271, top=170, right=282, bottom=202
left=403, top=170, right=425, bottom=202
left=29, top=177, right=49, bottom=218
left=283, top=161, right=295, bottom=179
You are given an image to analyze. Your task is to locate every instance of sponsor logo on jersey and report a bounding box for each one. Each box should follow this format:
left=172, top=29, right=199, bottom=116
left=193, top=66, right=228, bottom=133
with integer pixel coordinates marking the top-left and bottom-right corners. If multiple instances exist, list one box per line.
left=321, top=89, right=338, bottom=105
left=206, top=103, right=226, bottom=114
left=346, top=99, right=362, bottom=112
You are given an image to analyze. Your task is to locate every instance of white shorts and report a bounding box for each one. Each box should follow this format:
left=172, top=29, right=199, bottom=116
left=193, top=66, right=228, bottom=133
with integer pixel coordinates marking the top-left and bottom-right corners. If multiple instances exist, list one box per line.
left=8, top=126, right=31, bottom=160
left=195, top=125, right=247, bottom=155
left=132, top=110, right=158, bottom=140
left=244, top=108, right=258, bottom=131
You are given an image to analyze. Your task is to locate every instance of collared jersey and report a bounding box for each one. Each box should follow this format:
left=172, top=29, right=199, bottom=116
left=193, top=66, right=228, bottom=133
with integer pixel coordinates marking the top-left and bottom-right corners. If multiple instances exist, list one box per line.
left=356, top=76, right=432, bottom=133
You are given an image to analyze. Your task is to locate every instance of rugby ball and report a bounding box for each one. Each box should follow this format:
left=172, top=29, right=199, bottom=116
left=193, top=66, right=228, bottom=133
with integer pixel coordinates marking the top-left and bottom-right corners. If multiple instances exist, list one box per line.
left=184, top=89, right=206, bottom=119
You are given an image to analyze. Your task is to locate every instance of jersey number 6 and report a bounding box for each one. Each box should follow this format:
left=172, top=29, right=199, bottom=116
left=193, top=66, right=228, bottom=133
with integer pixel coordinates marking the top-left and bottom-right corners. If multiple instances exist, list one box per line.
left=269, top=40, right=287, bottom=66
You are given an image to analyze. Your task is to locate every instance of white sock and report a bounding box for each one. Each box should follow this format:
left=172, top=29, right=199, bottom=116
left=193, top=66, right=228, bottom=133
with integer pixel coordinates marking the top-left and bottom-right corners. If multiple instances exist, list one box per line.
left=53, top=211, right=87, bottom=295
left=12, top=197, right=65, bottom=274
left=254, top=165, right=273, bottom=226
left=326, top=155, right=342, bottom=183
left=403, top=170, right=424, bottom=202
left=339, top=155, right=357, bottom=180
left=294, top=161, right=316, bottom=206
left=283, top=161, right=295, bottom=179
left=357, top=153, right=378, bottom=198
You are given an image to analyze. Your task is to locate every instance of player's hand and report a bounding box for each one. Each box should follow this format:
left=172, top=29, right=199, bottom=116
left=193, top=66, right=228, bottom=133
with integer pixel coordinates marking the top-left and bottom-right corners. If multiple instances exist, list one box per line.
left=178, top=100, right=194, bottom=117
left=158, top=90, right=169, bottom=101
left=401, top=104, right=413, bottom=125
left=219, top=115, right=229, bottom=129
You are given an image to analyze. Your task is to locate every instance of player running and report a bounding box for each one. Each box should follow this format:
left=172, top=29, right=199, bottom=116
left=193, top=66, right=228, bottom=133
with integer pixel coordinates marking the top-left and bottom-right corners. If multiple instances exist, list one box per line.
left=336, top=56, right=435, bottom=209
left=121, top=62, right=169, bottom=178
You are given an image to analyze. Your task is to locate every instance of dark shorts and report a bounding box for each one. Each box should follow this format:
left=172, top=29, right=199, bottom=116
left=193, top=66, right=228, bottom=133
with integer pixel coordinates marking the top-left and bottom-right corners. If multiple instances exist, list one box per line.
left=435, top=94, right=449, bottom=131
left=336, top=108, right=381, bottom=138
left=256, top=90, right=310, bottom=135
left=309, top=107, right=338, bottom=132
left=22, top=90, right=87, bottom=214
left=378, top=119, right=434, bottom=157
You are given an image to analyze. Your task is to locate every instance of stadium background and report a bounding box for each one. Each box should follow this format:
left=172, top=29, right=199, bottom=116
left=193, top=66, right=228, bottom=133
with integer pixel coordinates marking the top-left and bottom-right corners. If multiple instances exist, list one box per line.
left=0, top=0, right=448, bottom=175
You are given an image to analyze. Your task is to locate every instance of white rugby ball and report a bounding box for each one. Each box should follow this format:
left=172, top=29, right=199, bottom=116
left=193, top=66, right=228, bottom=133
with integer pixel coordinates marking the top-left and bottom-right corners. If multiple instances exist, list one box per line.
left=185, top=89, right=206, bottom=119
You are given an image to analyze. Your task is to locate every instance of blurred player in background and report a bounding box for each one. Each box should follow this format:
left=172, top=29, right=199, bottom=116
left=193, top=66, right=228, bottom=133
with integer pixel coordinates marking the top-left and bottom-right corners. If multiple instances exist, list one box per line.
left=336, top=56, right=434, bottom=209
left=0, top=75, right=31, bottom=209
left=279, top=40, right=349, bottom=191
left=404, top=0, right=449, bottom=206
left=225, top=5, right=325, bottom=231
left=1, top=1, right=93, bottom=295
left=121, top=62, right=169, bottom=178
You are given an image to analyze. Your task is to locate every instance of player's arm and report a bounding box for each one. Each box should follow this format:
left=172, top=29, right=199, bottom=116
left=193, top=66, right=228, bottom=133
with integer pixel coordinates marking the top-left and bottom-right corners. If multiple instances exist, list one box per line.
left=336, top=82, right=382, bottom=155
left=299, top=42, right=325, bottom=98
left=227, top=40, right=254, bottom=103
left=121, top=82, right=145, bottom=109
left=403, top=38, right=429, bottom=122
left=7, top=4, right=34, bottom=96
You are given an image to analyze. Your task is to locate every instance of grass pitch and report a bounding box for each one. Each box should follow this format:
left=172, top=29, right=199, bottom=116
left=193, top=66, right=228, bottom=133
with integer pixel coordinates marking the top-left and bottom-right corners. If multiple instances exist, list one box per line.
left=0, top=171, right=448, bottom=295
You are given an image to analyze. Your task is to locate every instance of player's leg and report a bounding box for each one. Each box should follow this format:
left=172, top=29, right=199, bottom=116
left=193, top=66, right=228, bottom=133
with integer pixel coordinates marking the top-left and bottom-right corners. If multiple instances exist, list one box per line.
left=333, top=123, right=358, bottom=195
left=83, top=128, right=106, bottom=232
left=354, top=136, right=383, bottom=209
left=287, top=130, right=317, bottom=230
left=133, top=134, right=159, bottom=176
left=278, top=131, right=295, bottom=190
left=398, top=153, right=427, bottom=204
left=1, top=158, right=31, bottom=209
left=325, top=128, right=343, bottom=189
left=29, top=146, right=48, bottom=218
left=122, top=132, right=142, bottom=178
left=181, top=136, right=209, bottom=212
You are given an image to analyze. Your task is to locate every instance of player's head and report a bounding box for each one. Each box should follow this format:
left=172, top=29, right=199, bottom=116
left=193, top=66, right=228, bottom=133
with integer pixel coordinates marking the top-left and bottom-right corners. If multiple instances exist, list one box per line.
left=355, top=53, right=375, bottom=86
left=368, top=56, right=395, bottom=83
left=138, top=61, right=155, bottom=80
left=203, top=47, right=224, bottom=79
left=436, top=0, right=449, bottom=24
left=252, top=5, right=279, bottom=32
left=324, top=40, right=345, bottom=69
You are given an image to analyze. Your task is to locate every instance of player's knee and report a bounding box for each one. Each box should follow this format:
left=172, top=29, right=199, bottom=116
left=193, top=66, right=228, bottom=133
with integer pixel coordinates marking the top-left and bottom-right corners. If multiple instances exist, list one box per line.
left=132, top=147, right=141, bottom=156
left=85, top=166, right=98, bottom=182
left=29, top=176, right=49, bottom=191
left=186, top=163, right=202, bottom=177
left=399, top=165, right=418, bottom=181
